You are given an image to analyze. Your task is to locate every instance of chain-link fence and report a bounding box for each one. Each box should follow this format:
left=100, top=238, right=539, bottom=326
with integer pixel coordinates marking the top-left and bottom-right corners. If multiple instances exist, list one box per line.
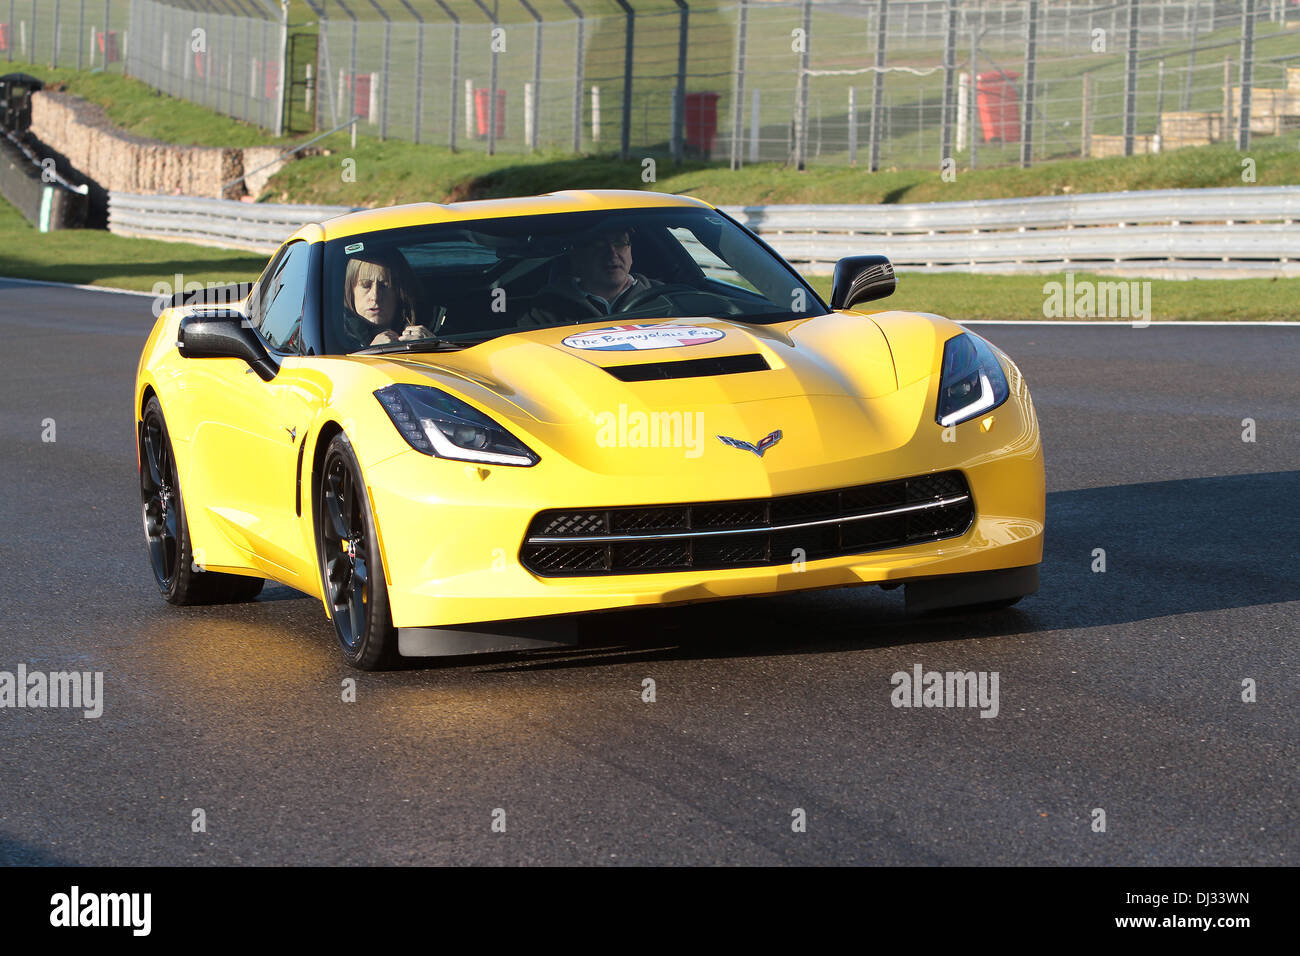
left=311, top=0, right=1300, bottom=168
left=1, top=0, right=131, bottom=71
left=6, top=1, right=1300, bottom=170
left=124, top=0, right=286, bottom=133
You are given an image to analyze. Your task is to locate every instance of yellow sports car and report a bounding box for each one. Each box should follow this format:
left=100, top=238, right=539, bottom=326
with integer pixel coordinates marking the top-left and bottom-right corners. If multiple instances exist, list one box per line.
left=135, top=190, right=1044, bottom=669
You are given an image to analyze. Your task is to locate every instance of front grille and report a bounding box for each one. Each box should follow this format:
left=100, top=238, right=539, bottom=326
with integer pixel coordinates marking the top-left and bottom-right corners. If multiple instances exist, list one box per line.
left=520, top=470, right=974, bottom=576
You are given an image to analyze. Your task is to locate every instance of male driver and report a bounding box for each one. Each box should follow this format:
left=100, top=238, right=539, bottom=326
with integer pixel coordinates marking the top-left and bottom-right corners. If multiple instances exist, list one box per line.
left=519, top=227, right=666, bottom=327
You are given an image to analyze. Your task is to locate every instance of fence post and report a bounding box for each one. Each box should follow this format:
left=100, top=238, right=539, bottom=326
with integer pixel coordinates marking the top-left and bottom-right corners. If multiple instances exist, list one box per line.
left=730, top=0, right=747, bottom=170
left=561, top=0, right=584, bottom=153
left=1154, top=59, right=1165, bottom=150
left=1238, top=0, right=1255, bottom=151
left=395, top=0, right=426, bottom=144
left=1122, top=0, right=1138, bottom=156
left=848, top=85, right=856, bottom=165
left=522, top=0, right=543, bottom=152
left=749, top=87, right=758, bottom=163
left=346, top=1, right=358, bottom=129
left=868, top=0, right=886, bottom=172
left=230, top=34, right=237, bottom=118
left=794, top=0, right=810, bottom=170
left=591, top=84, right=600, bottom=143
left=488, top=13, right=498, bottom=155
left=969, top=27, right=979, bottom=170
left=321, top=8, right=337, bottom=127
left=413, top=18, right=424, bottom=144
left=431, top=1, right=459, bottom=150
left=1081, top=71, right=1091, bottom=158
left=940, top=0, right=957, bottom=167
left=1182, top=0, right=1200, bottom=111
left=525, top=81, right=534, bottom=147
left=1223, top=56, right=1232, bottom=133
left=1021, top=0, right=1038, bottom=168
left=259, top=12, right=269, bottom=128
left=671, top=0, right=688, bottom=164
left=378, top=7, right=391, bottom=141
left=468, top=0, right=498, bottom=154
left=956, top=73, right=966, bottom=153
left=612, top=0, right=634, bottom=160
left=275, top=0, right=288, bottom=138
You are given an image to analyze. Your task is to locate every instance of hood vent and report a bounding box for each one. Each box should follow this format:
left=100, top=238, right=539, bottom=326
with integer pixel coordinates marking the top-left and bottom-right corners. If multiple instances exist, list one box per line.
left=605, top=353, right=770, bottom=383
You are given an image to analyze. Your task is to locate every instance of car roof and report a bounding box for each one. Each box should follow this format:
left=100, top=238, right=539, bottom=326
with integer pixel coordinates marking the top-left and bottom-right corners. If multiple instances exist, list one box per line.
left=304, top=190, right=717, bottom=244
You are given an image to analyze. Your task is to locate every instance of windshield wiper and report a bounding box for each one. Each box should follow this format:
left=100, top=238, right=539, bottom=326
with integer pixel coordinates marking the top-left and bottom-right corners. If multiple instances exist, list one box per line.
left=352, top=338, right=468, bottom=355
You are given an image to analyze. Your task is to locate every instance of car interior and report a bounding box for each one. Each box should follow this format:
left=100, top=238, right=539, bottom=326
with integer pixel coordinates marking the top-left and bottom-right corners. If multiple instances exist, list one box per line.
left=344, top=219, right=783, bottom=345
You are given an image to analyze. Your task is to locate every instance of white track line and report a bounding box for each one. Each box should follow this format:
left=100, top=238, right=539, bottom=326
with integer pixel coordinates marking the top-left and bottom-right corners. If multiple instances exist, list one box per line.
left=0, top=276, right=156, bottom=297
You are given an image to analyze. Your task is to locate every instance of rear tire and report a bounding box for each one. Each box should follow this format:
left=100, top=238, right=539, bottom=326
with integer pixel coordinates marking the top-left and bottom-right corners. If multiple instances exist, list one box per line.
left=140, top=397, right=265, bottom=605
left=317, top=433, right=400, bottom=670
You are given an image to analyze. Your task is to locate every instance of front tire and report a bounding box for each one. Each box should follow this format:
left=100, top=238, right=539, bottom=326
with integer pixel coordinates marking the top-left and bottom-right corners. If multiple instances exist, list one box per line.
left=139, top=397, right=265, bottom=605
left=317, top=433, right=399, bottom=670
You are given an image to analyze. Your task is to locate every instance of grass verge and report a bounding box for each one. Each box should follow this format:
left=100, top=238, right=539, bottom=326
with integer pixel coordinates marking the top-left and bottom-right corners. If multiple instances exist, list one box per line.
left=0, top=200, right=266, bottom=292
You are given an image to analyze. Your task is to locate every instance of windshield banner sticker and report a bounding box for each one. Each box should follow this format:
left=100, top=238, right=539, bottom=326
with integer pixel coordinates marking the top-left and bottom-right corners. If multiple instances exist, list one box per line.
left=561, top=324, right=725, bottom=351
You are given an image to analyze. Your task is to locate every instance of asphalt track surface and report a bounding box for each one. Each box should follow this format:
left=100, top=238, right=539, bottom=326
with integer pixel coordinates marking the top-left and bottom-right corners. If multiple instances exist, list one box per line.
left=1, top=278, right=1296, bottom=866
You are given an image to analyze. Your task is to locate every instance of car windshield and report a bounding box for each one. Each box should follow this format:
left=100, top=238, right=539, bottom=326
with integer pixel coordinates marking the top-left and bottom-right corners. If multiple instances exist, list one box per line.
left=322, top=206, right=828, bottom=354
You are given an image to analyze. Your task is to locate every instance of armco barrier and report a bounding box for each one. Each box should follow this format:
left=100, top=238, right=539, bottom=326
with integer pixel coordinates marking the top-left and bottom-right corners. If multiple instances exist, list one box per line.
left=108, top=187, right=1300, bottom=276
left=108, top=193, right=361, bottom=252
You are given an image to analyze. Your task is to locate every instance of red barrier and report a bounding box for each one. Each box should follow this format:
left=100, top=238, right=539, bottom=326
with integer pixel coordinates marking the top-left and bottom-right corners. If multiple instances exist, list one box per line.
left=976, top=71, right=1021, bottom=143
left=97, top=30, right=119, bottom=64
left=474, top=88, right=506, bottom=139
left=349, top=73, right=371, bottom=120
left=684, top=91, right=720, bottom=156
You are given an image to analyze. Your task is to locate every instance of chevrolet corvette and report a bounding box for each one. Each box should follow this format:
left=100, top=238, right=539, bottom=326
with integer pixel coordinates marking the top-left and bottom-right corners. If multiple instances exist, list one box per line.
left=135, top=190, right=1044, bottom=669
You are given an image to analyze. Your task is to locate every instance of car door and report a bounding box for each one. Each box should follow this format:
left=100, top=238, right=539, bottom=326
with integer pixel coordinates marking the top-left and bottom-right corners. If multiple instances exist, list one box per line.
left=185, top=240, right=322, bottom=585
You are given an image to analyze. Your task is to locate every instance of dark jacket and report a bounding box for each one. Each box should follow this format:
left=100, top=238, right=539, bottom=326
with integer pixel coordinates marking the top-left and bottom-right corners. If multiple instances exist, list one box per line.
left=519, top=273, right=663, bottom=327
left=339, top=307, right=400, bottom=352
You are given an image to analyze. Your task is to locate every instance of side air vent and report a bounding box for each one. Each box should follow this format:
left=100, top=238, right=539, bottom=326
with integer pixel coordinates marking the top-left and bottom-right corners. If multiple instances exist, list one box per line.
left=605, top=353, right=770, bottom=382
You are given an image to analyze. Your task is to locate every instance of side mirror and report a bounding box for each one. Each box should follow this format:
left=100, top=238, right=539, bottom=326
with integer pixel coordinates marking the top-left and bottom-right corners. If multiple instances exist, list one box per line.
left=178, top=311, right=279, bottom=382
left=830, top=255, right=896, bottom=310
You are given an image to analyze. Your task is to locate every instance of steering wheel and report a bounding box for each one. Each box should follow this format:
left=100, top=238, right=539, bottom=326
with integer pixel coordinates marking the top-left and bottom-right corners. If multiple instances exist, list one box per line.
left=616, top=283, right=746, bottom=317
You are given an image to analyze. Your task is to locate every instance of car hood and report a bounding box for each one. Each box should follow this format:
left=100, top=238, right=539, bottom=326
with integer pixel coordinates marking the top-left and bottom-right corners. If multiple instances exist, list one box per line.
left=383, top=313, right=904, bottom=422
left=349, top=312, right=955, bottom=478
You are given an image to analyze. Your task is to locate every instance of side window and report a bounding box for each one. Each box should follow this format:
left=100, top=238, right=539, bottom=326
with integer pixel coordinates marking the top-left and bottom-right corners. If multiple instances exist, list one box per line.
left=252, top=241, right=310, bottom=353
left=668, top=225, right=759, bottom=293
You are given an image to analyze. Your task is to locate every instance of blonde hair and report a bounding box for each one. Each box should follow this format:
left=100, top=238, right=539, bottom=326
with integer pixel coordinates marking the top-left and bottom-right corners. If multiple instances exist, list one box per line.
left=344, top=254, right=418, bottom=328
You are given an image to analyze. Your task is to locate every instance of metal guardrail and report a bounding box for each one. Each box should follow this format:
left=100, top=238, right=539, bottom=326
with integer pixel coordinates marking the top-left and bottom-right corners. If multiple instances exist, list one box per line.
left=720, top=187, right=1300, bottom=235
left=108, top=186, right=1300, bottom=275
left=108, top=192, right=360, bottom=252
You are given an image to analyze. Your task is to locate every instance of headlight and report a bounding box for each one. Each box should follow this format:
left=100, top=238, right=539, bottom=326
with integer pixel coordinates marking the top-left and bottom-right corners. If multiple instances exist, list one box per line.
left=935, top=332, right=1010, bottom=427
left=374, top=384, right=539, bottom=467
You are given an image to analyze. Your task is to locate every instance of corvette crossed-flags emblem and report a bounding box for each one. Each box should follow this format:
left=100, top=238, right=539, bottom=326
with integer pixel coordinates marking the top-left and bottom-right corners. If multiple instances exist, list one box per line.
left=716, top=429, right=783, bottom=458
